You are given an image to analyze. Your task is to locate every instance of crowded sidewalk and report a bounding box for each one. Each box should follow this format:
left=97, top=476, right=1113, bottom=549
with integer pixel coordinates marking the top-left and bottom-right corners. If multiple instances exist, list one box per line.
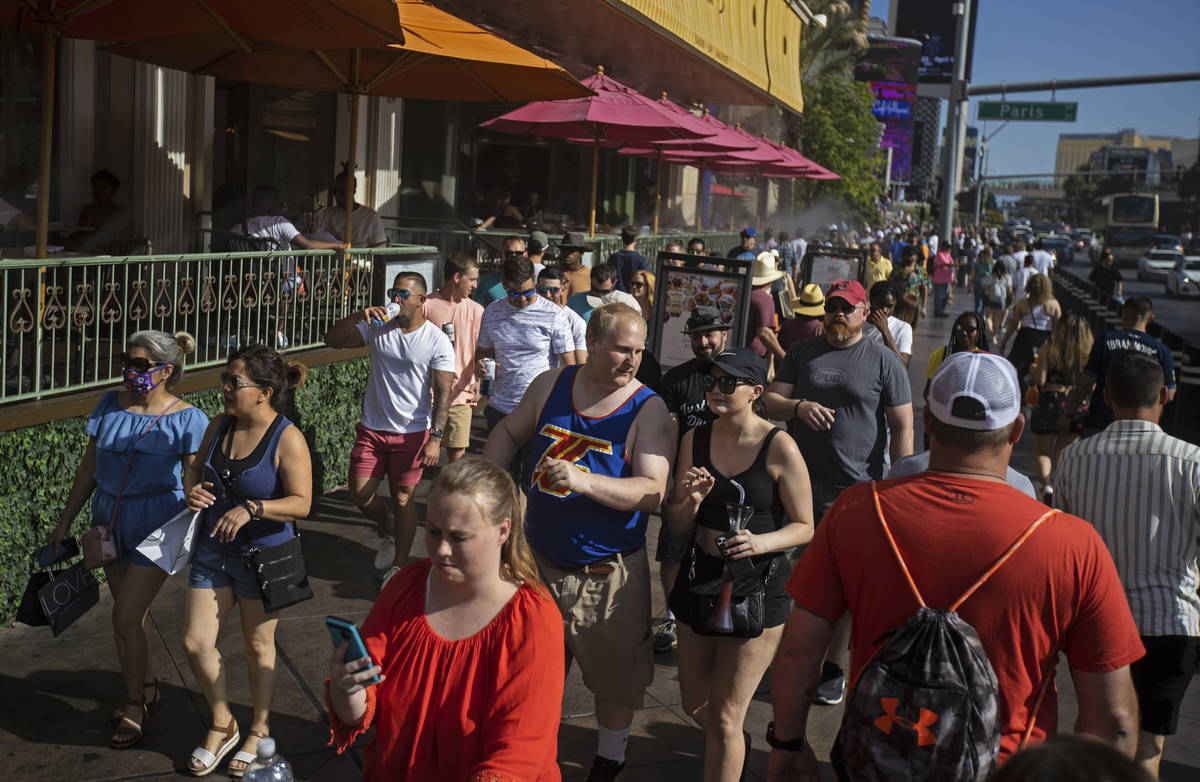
left=2, top=286, right=1198, bottom=781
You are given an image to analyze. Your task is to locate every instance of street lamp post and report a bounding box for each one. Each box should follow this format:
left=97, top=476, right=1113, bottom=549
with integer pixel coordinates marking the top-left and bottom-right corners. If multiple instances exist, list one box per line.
left=974, top=143, right=988, bottom=227
left=939, top=0, right=972, bottom=245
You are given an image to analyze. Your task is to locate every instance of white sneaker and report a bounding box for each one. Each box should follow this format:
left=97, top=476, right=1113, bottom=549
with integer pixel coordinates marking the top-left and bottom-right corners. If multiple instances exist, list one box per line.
left=373, top=536, right=396, bottom=570
left=381, top=565, right=402, bottom=588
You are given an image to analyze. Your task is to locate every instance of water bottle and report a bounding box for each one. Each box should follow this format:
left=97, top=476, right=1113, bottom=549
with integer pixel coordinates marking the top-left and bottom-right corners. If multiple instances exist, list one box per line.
left=244, top=737, right=293, bottom=782
left=369, top=301, right=403, bottom=328
left=479, top=358, right=495, bottom=397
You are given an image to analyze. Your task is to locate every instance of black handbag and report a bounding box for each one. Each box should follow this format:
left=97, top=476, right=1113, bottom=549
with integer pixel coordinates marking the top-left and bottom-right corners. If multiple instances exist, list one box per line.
left=684, top=548, right=777, bottom=639
left=246, top=529, right=313, bottom=613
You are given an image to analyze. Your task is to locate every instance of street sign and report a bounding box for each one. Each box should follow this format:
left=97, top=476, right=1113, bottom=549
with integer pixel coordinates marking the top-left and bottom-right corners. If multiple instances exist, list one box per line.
left=978, top=101, right=1077, bottom=121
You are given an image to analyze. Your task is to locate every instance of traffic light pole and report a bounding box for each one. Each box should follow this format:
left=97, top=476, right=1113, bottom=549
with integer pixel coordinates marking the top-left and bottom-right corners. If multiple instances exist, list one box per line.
left=939, top=0, right=972, bottom=245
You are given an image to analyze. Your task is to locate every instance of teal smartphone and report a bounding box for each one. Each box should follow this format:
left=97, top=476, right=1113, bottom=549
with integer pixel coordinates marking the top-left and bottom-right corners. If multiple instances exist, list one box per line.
left=325, top=616, right=381, bottom=686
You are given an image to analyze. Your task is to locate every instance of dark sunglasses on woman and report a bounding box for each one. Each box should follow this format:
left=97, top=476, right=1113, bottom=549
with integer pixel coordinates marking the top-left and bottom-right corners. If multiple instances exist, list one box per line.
left=700, top=374, right=753, bottom=395
left=120, top=355, right=163, bottom=373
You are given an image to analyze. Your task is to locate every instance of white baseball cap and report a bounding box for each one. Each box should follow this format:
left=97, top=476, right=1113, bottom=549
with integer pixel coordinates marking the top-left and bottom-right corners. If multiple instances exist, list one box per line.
left=927, top=352, right=1021, bottom=431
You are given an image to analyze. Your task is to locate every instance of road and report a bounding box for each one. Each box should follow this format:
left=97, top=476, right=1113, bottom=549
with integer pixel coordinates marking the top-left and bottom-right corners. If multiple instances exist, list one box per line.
left=1059, top=256, right=1200, bottom=344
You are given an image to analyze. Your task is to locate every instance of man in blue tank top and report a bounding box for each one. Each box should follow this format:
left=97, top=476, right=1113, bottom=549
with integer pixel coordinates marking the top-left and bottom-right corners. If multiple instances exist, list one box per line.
left=484, top=302, right=674, bottom=782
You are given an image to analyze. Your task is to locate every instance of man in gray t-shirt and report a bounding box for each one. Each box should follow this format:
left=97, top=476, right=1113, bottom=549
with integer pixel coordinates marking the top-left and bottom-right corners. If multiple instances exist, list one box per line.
left=765, top=280, right=914, bottom=515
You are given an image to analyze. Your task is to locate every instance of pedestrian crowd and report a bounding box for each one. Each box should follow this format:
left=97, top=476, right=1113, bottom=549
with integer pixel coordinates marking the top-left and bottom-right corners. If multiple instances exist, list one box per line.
left=46, top=219, right=1195, bottom=782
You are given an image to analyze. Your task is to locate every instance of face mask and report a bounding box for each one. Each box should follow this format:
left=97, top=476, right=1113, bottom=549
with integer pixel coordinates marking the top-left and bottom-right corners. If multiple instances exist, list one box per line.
left=123, top=366, right=167, bottom=395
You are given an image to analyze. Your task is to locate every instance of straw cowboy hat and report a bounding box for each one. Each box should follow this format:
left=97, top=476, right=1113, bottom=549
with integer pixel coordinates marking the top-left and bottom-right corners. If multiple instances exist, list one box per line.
left=751, top=251, right=785, bottom=286
left=790, top=283, right=825, bottom=317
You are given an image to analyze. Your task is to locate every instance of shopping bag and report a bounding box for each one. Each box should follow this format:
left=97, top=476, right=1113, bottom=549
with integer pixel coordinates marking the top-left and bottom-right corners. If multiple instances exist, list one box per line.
left=36, top=562, right=100, bottom=636
left=136, top=509, right=201, bottom=575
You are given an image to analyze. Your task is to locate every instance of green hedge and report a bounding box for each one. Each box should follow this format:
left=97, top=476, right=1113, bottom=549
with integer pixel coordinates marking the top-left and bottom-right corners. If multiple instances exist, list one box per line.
left=0, top=355, right=369, bottom=626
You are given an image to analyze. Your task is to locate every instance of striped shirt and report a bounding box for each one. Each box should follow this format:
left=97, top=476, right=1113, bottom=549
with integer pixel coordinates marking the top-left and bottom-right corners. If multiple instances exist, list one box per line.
left=1053, top=419, right=1200, bottom=637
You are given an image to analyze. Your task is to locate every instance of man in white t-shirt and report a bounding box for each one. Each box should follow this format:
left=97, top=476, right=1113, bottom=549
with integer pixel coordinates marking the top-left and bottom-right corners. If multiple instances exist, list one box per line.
left=1030, top=238, right=1055, bottom=276
left=313, top=170, right=388, bottom=247
left=234, top=185, right=348, bottom=252
left=475, top=256, right=576, bottom=481
left=1013, top=254, right=1038, bottom=304
left=324, top=271, right=455, bottom=583
left=865, top=281, right=913, bottom=365
left=422, top=252, right=484, bottom=464
left=537, top=266, right=587, bottom=366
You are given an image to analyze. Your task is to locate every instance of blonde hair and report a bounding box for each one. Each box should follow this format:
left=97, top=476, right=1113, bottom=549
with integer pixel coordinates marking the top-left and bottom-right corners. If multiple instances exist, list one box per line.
left=634, top=270, right=655, bottom=302
left=1024, top=273, right=1052, bottom=306
left=1044, top=313, right=1093, bottom=380
left=585, top=302, right=645, bottom=343
left=428, top=456, right=543, bottom=591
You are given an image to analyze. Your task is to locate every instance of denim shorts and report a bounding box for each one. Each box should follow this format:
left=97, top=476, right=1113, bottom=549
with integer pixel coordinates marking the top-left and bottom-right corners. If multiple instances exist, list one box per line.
left=188, top=543, right=260, bottom=600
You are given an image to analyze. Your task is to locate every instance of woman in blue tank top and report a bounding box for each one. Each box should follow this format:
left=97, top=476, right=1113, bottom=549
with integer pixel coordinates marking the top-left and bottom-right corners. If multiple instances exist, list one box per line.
left=664, top=348, right=815, bottom=781
left=182, top=345, right=312, bottom=777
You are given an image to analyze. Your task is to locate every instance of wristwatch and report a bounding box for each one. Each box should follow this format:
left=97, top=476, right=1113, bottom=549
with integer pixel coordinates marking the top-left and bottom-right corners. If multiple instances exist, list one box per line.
left=429, top=428, right=444, bottom=439
left=766, top=721, right=807, bottom=751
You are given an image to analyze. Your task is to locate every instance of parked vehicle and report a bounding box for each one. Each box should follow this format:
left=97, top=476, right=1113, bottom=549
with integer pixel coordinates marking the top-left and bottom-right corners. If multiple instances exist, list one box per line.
left=1042, top=235, right=1074, bottom=265
left=1164, top=255, right=1200, bottom=298
left=1138, top=249, right=1183, bottom=282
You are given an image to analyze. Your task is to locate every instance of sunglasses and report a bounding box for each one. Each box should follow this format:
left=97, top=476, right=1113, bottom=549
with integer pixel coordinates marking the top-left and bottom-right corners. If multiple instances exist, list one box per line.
left=220, top=372, right=264, bottom=390
left=688, top=247, right=706, bottom=255
left=630, top=281, right=646, bottom=289
left=506, top=288, right=537, bottom=299
left=385, top=288, right=413, bottom=301
left=536, top=285, right=562, bottom=295
left=825, top=300, right=860, bottom=315
left=120, top=355, right=164, bottom=373
left=954, top=324, right=979, bottom=334
left=700, top=373, right=754, bottom=394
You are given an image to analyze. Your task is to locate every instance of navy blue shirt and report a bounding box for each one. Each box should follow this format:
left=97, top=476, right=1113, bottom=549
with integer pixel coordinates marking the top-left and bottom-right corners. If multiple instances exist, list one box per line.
left=1082, top=328, right=1176, bottom=429
left=605, top=249, right=648, bottom=292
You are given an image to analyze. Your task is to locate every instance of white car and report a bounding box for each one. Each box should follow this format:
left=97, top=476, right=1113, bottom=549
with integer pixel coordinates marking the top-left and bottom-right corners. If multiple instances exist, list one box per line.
left=1164, top=255, right=1200, bottom=298
left=1138, top=249, right=1183, bottom=282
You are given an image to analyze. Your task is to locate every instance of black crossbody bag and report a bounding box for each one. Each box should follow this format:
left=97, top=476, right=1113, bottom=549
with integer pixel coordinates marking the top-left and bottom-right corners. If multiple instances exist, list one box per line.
left=217, top=417, right=313, bottom=613
left=685, top=547, right=777, bottom=639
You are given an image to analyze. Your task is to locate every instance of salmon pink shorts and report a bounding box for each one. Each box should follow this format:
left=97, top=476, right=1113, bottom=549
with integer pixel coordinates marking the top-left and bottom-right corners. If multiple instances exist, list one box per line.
left=349, top=423, right=429, bottom=487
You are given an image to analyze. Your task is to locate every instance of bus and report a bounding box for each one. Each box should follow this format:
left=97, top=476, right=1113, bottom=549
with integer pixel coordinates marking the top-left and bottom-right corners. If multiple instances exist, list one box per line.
left=1097, top=192, right=1159, bottom=265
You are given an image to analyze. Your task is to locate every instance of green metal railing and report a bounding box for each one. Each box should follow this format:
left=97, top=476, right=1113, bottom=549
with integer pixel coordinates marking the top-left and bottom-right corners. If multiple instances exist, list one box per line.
left=2, top=245, right=435, bottom=403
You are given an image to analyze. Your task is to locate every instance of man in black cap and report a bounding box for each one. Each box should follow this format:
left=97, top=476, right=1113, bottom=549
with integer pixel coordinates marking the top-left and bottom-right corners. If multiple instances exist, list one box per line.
left=652, top=305, right=730, bottom=652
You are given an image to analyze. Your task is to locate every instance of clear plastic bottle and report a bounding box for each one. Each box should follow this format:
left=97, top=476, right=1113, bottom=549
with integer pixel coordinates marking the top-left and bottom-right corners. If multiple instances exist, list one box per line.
left=369, top=301, right=403, bottom=328
left=244, top=737, right=294, bottom=782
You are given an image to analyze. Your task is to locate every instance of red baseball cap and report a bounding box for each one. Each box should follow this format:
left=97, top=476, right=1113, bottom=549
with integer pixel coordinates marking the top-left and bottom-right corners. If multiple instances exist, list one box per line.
left=825, top=279, right=867, bottom=307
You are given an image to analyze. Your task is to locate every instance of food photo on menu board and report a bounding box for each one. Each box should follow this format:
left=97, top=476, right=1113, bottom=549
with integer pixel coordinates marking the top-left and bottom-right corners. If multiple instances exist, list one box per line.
left=650, top=253, right=752, bottom=370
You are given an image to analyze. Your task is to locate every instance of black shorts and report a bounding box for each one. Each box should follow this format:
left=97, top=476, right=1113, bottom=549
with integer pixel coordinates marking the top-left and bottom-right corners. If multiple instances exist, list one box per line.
left=1130, top=634, right=1200, bottom=735
left=655, top=516, right=690, bottom=565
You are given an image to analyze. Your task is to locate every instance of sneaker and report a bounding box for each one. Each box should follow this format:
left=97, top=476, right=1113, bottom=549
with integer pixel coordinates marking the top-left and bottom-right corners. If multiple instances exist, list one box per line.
left=652, top=619, right=677, bottom=653
left=374, top=536, right=396, bottom=571
left=814, top=661, right=846, bottom=705
left=381, top=565, right=402, bottom=588
left=584, top=755, right=625, bottom=782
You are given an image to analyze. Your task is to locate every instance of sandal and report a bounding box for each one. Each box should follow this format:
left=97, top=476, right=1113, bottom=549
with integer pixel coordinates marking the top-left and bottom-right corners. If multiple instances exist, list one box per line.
left=111, top=700, right=147, bottom=749
left=110, top=679, right=160, bottom=724
left=188, top=718, right=239, bottom=777
left=228, top=729, right=269, bottom=779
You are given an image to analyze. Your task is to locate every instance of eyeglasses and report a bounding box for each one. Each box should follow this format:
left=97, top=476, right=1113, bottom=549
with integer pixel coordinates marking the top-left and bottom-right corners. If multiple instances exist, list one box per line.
left=825, top=300, right=860, bottom=315
left=120, top=355, right=163, bottom=373
left=536, top=285, right=562, bottom=295
left=506, top=288, right=537, bottom=299
left=220, top=372, right=264, bottom=390
left=385, top=288, right=412, bottom=301
left=700, top=373, right=753, bottom=394
left=630, top=281, right=646, bottom=289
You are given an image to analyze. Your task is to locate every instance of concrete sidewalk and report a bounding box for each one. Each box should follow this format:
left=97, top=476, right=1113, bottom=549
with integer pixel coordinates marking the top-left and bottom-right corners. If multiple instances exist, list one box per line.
left=3, top=285, right=1198, bottom=781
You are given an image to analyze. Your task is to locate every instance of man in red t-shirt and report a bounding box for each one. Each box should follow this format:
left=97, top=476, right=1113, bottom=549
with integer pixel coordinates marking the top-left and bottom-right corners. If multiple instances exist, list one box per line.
left=767, top=351, right=1143, bottom=780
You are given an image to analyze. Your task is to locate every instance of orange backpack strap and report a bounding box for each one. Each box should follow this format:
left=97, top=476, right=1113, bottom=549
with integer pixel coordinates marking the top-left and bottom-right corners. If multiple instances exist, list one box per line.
left=870, top=481, right=927, bottom=609
left=1019, top=654, right=1059, bottom=750
left=948, top=508, right=1059, bottom=612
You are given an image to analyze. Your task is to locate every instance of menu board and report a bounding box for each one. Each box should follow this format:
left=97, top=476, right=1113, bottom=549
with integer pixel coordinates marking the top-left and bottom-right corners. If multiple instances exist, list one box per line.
left=801, top=247, right=867, bottom=292
left=649, top=253, right=753, bottom=371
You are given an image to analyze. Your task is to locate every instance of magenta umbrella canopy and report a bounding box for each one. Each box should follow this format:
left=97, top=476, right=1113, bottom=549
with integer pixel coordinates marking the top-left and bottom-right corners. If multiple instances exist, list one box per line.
left=481, top=68, right=714, bottom=234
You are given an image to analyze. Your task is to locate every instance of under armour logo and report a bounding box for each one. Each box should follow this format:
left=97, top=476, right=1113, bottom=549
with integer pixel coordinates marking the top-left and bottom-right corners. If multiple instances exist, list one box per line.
left=874, top=698, right=939, bottom=746
left=532, top=424, right=614, bottom=497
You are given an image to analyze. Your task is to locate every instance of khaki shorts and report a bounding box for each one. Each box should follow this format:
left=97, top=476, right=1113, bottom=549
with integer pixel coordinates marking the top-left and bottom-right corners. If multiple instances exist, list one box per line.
left=535, top=547, right=655, bottom=709
left=443, top=404, right=474, bottom=450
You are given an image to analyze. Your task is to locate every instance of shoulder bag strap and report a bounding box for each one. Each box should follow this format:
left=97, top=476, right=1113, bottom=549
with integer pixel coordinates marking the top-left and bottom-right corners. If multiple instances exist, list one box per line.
left=870, top=481, right=927, bottom=608
left=948, top=508, right=1059, bottom=612
left=108, top=398, right=182, bottom=526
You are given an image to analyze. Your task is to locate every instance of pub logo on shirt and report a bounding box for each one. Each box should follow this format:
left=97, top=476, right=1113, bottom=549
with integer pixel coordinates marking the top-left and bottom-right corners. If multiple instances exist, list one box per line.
left=811, top=367, right=846, bottom=388
left=944, top=491, right=975, bottom=505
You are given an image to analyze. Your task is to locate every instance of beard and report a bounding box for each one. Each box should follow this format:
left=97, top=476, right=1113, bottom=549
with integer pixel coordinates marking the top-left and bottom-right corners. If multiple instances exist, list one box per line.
left=826, top=321, right=862, bottom=346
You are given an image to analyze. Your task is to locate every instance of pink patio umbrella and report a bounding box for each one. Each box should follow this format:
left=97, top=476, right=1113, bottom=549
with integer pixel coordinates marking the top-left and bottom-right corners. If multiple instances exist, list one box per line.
left=480, top=68, right=714, bottom=236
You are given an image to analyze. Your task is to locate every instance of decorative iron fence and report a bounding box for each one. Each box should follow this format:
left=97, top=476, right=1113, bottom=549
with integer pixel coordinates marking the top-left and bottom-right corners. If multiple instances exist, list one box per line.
left=2, top=246, right=436, bottom=403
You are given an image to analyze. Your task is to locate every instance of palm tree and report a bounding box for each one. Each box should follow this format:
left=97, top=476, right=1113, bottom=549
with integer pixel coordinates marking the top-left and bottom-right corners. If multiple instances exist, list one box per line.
left=798, top=1, right=870, bottom=93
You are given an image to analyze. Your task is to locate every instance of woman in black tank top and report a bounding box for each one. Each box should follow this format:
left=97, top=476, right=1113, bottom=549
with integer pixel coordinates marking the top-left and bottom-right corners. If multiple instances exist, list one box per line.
left=663, top=348, right=814, bottom=781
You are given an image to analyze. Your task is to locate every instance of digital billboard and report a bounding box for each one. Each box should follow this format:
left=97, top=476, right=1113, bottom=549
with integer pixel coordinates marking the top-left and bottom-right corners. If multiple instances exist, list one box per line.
left=890, top=0, right=979, bottom=85
left=855, top=37, right=921, bottom=184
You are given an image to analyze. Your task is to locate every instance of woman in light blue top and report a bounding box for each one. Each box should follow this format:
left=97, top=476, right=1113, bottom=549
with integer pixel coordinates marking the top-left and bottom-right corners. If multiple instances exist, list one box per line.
left=48, top=330, right=208, bottom=749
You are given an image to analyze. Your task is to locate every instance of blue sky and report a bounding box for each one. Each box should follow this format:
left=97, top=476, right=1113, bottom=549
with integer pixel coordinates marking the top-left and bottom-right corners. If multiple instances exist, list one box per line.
left=871, top=0, right=1200, bottom=177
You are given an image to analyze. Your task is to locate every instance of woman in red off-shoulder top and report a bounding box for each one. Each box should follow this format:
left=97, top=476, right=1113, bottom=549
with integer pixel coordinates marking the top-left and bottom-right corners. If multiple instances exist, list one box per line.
left=326, top=457, right=565, bottom=782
